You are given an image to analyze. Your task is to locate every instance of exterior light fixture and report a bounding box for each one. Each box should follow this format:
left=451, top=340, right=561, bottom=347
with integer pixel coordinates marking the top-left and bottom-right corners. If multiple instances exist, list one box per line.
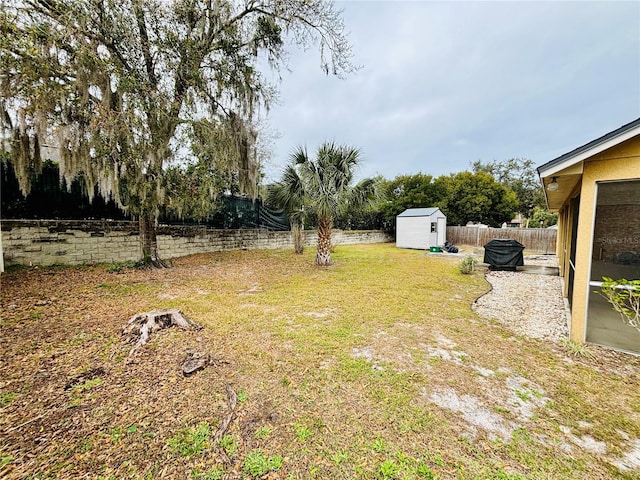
left=547, top=177, right=559, bottom=192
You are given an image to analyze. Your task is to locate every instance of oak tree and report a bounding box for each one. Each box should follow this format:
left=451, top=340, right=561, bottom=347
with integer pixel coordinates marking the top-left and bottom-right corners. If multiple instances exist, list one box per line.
left=1, top=0, right=355, bottom=265
left=471, top=158, right=545, bottom=220
left=440, top=171, right=518, bottom=227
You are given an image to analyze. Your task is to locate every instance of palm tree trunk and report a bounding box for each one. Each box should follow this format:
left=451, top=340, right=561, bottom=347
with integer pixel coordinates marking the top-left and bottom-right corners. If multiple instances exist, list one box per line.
left=292, top=220, right=304, bottom=254
left=316, top=215, right=333, bottom=266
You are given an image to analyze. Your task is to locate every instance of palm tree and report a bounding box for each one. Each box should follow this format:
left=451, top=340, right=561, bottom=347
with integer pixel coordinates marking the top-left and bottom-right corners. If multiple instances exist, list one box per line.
left=269, top=142, right=376, bottom=265
left=268, top=164, right=306, bottom=254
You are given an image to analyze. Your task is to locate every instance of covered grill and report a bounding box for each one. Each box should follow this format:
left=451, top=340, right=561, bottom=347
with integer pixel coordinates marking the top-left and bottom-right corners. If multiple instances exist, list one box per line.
left=483, top=239, right=525, bottom=270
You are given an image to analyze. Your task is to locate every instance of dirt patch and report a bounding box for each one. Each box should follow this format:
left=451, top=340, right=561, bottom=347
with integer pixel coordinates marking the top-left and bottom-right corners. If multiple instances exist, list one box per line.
left=559, top=425, right=607, bottom=454
left=428, top=387, right=515, bottom=441
left=614, top=439, right=640, bottom=471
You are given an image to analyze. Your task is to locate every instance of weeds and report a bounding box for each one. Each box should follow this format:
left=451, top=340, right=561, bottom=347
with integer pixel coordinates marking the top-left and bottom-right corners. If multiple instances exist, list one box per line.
left=0, top=393, right=18, bottom=407
left=560, top=339, right=595, bottom=358
left=242, top=449, right=283, bottom=478
left=70, top=332, right=92, bottom=346
left=219, top=435, right=238, bottom=456
left=416, top=462, right=437, bottom=479
left=167, top=423, right=211, bottom=457
left=254, top=426, right=271, bottom=440
left=236, top=389, right=249, bottom=403
left=293, top=423, right=312, bottom=442
left=0, top=455, right=13, bottom=470
left=106, top=424, right=138, bottom=443
left=378, top=459, right=400, bottom=479
left=75, top=378, right=103, bottom=392
left=190, top=467, right=223, bottom=480
left=371, top=438, right=387, bottom=453
left=514, top=388, right=542, bottom=402
left=329, top=450, right=349, bottom=465
left=109, top=427, right=124, bottom=443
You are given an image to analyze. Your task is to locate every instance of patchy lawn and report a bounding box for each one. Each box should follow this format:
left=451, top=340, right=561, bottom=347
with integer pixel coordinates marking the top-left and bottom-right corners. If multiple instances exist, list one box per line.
left=0, top=243, right=638, bottom=480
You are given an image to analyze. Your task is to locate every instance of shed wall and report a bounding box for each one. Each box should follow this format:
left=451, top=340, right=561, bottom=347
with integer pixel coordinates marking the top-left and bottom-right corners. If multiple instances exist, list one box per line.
left=396, top=214, right=446, bottom=249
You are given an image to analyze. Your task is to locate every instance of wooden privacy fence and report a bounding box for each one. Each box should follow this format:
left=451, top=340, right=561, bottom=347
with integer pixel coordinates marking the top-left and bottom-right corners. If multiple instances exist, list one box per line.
left=447, top=226, right=557, bottom=254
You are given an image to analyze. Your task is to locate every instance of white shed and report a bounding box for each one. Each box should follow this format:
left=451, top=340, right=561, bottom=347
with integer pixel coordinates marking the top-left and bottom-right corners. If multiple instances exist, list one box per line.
left=396, top=208, right=447, bottom=250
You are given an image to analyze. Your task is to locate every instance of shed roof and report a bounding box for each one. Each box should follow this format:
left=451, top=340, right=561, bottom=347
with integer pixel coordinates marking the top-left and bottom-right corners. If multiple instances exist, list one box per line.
left=397, top=208, right=443, bottom=217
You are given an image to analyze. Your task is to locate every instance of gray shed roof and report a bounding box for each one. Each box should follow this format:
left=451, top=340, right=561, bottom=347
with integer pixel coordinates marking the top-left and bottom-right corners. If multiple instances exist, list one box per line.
left=397, top=208, right=443, bottom=217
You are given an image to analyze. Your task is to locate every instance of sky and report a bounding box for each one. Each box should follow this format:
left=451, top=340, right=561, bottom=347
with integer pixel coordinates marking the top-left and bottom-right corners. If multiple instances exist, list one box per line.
left=260, top=0, right=640, bottom=182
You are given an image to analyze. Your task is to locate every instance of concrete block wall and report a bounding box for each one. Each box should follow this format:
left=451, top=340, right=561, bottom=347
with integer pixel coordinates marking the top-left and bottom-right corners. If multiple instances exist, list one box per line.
left=1, top=220, right=392, bottom=267
left=2, top=221, right=140, bottom=266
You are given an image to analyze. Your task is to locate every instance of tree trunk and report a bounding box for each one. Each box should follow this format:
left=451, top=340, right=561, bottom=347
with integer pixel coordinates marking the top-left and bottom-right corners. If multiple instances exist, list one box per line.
left=139, top=214, right=166, bottom=267
left=292, top=221, right=304, bottom=254
left=316, top=215, right=333, bottom=266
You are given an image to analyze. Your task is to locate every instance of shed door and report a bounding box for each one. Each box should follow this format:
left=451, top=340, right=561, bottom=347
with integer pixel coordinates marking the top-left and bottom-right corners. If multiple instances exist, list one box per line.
left=437, top=217, right=446, bottom=245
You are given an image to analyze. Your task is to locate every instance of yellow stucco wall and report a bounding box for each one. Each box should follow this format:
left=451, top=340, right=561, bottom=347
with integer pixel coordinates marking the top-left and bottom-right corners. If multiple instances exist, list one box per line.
left=566, top=139, right=640, bottom=343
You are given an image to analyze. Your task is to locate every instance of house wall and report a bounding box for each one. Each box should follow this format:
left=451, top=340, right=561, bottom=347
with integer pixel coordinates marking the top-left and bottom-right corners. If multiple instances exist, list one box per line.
left=396, top=215, right=446, bottom=249
left=567, top=138, right=640, bottom=344
left=1, top=220, right=392, bottom=267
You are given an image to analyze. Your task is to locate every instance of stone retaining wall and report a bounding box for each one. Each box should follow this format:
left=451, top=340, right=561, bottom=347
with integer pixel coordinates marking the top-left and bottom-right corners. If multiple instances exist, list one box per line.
left=1, top=220, right=392, bottom=267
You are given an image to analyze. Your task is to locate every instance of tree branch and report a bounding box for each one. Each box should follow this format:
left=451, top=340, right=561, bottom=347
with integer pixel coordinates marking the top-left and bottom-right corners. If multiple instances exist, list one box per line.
left=133, top=0, right=158, bottom=88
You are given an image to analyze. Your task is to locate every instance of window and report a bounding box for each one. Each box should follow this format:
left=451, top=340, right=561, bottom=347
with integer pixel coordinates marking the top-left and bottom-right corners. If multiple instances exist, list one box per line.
left=431, top=222, right=437, bottom=233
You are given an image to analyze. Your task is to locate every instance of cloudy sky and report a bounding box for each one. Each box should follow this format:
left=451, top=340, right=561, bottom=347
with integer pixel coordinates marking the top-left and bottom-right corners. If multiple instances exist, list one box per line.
left=261, top=0, right=640, bottom=182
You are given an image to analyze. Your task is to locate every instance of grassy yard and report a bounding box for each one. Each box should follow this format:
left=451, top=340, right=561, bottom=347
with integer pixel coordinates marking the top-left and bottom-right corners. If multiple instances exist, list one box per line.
left=0, top=243, right=639, bottom=479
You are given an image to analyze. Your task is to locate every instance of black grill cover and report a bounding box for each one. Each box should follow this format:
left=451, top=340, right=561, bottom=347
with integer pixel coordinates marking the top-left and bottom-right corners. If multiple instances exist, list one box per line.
left=483, top=239, right=524, bottom=269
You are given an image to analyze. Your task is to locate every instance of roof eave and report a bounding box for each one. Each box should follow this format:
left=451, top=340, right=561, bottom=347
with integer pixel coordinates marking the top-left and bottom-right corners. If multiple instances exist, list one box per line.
left=537, top=118, right=640, bottom=178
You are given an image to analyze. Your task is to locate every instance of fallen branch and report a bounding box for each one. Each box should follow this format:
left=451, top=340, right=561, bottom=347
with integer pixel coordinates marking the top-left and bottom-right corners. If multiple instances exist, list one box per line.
left=122, top=309, right=202, bottom=355
left=4, top=412, right=49, bottom=434
left=213, top=384, right=239, bottom=470
left=213, top=384, right=238, bottom=445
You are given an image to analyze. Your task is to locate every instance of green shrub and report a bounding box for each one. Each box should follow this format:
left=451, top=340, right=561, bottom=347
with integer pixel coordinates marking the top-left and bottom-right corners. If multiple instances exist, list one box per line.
left=458, top=255, right=477, bottom=274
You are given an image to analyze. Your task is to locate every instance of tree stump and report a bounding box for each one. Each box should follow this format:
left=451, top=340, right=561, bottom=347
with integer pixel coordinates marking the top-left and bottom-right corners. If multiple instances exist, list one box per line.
left=123, top=308, right=201, bottom=355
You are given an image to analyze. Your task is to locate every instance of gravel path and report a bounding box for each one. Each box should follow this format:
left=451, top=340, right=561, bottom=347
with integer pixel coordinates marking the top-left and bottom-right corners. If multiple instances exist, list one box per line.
left=472, top=255, right=569, bottom=342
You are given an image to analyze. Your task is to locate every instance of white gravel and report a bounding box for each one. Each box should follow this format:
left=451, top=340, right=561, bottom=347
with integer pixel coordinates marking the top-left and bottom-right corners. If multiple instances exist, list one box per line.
left=472, top=255, right=569, bottom=342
